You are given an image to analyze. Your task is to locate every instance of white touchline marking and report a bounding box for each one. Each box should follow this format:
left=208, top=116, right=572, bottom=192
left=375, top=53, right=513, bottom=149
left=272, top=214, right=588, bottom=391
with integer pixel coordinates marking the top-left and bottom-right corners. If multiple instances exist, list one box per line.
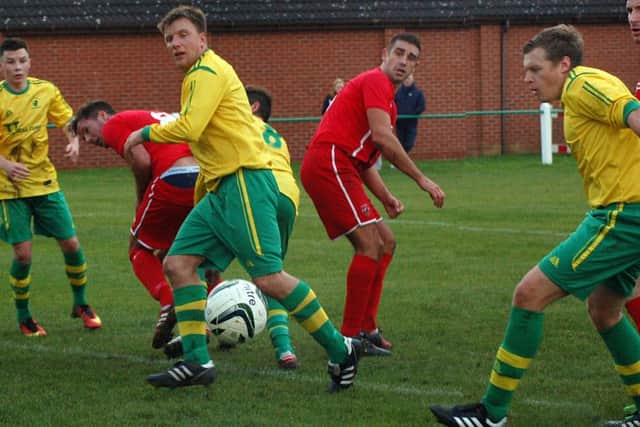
left=297, top=213, right=571, bottom=238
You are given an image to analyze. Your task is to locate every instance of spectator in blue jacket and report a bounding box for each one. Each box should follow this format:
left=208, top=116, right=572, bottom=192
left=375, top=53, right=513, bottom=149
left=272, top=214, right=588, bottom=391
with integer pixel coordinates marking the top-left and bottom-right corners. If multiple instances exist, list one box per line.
left=394, top=73, right=426, bottom=153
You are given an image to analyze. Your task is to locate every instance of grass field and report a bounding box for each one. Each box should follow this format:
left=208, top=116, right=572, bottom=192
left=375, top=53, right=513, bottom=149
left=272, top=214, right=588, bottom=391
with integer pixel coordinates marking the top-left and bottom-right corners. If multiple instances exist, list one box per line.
left=0, top=154, right=629, bottom=426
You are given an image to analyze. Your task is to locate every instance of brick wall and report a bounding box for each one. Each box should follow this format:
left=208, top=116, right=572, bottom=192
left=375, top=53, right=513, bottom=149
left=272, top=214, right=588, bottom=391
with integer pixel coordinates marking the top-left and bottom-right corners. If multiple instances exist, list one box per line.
left=2, top=22, right=639, bottom=169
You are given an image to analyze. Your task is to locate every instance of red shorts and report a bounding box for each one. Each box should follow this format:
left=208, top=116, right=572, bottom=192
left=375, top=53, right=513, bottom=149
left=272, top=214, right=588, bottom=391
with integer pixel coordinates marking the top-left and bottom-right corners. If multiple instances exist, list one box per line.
left=131, top=166, right=198, bottom=250
left=300, top=143, right=381, bottom=240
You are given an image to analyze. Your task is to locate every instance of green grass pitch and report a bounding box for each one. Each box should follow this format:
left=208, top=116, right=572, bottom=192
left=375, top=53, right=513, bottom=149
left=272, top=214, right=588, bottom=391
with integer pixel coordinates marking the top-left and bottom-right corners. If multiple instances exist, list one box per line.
left=0, top=155, right=629, bottom=426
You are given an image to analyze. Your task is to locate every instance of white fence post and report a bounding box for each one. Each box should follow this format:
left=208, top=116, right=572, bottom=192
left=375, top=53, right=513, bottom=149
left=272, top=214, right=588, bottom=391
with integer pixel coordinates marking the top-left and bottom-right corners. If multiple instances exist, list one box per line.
left=540, top=102, right=553, bottom=165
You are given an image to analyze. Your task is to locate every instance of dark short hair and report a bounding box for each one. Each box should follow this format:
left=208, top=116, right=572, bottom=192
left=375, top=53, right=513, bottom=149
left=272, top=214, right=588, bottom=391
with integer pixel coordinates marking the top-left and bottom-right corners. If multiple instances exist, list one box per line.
left=523, top=24, right=583, bottom=67
left=246, top=85, right=272, bottom=122
left=157, top=5, right=206, bottom=34
left=71, top=100, right=116, bottom=135
left=388, top=32, right=421, bottom=52
left=0, top=38, right=29, bottom=58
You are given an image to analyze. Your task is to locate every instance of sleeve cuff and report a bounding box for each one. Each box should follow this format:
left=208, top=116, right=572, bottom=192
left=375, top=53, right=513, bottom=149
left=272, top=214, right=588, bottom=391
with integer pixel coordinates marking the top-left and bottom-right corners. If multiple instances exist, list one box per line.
left=141, top=125, right=151, bottom=141
left=624, top=100, right=640, bottom=127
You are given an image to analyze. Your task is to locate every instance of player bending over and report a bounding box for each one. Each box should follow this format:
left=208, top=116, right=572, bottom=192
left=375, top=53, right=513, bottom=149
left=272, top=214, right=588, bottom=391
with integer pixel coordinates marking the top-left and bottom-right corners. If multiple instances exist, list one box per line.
left=72, top=101, right=197, bottom=349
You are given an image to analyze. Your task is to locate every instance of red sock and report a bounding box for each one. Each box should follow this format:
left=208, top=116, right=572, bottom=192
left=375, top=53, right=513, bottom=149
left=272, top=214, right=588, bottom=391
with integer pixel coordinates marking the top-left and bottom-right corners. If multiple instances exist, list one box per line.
left=626, top=297, right=640, bottom=331
left=129, top=246, right=173, bottom=306
left=364, top=252, right=393, bottom=332
left=341, top=254, right=378, bottom=337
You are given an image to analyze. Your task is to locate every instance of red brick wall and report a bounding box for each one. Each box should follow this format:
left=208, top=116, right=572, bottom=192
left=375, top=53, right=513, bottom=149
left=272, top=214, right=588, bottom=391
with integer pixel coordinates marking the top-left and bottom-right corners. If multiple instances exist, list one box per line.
left=2, top=23, right=639, bottom=169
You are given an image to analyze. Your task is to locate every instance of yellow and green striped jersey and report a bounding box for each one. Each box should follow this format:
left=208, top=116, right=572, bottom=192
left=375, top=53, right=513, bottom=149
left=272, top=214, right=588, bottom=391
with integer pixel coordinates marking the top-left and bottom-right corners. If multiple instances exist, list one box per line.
left=0, top=77, right=73, bottom=199
left=562, top=65, right=640, bottom=207
left=254, top=116, right=299, bottom=213
left=143, top=49, right=270, bottom=192
left=192, top=115, right=300, bottom=213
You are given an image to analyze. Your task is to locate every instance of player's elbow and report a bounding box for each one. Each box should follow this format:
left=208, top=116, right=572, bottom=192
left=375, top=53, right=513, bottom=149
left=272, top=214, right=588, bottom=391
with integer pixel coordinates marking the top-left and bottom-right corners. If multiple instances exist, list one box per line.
left=371, top=128, right=392, bottom=148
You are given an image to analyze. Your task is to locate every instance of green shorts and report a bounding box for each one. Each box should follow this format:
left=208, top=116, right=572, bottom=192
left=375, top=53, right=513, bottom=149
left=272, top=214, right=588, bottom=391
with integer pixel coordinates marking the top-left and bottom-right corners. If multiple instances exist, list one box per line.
left=277, top=193, right=296, bottom=259
left=539, top=202, right=640, bottom=300
left=170, top=168, right=283, bottom=277
left=0, top=192, right=76, bottom=244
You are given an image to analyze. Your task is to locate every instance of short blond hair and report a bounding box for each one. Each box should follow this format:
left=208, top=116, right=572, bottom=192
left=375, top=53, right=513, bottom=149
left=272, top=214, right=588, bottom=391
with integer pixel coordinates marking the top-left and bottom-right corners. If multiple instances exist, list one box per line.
left=157, top=5, right=206, bottom=34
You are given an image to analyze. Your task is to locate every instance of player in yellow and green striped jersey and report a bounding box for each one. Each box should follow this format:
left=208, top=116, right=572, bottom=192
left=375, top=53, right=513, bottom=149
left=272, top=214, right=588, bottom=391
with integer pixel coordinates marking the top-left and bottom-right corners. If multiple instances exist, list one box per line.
left=0, top=38, right=101, bottom=336
left=123, top=5, right=359, bottom=392
left=431, top=24, right=640, bottom=427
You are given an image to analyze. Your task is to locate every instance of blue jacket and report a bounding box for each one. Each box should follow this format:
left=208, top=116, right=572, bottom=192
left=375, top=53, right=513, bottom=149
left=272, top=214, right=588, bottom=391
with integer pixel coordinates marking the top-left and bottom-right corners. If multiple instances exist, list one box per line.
left=394, top=83, right=426, bottom=127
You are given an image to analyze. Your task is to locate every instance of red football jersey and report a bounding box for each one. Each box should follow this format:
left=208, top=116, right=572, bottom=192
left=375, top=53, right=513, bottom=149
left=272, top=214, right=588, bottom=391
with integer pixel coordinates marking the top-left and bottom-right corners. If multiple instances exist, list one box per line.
left=310, top=67, right=397, bottom=169
left=102, top=111, right=192, bottom=178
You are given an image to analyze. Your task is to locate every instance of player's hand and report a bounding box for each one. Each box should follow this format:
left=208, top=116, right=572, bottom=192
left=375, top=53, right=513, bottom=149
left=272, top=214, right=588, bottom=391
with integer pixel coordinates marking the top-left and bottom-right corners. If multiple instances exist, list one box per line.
left=64, top=137, right=80, bottom=163
left=124, top=129, right=145, bottom=162
left=425, top=179, right=445, bottom=208
left=383, top=195, right=404, bottom=218
left=420, top=177, right=445, bottom=208
left=2, top=161, right=30, bottom=182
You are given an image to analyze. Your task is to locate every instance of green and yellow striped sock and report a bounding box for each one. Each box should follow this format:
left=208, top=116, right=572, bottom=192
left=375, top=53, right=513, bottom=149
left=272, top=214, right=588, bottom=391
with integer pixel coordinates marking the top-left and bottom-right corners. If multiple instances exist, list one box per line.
left=174, top=284, right=210, bottom=365
left=280, top=281, right=346, bottom=364
left=482, top=306, right=544, bottom=421
left=600, top=316, right=640, bottom=409
left=64, top=249, right=88, bottom=306
left=266, top=296, right=294, bottom=359
left=10, top=260, right=32, bottom=322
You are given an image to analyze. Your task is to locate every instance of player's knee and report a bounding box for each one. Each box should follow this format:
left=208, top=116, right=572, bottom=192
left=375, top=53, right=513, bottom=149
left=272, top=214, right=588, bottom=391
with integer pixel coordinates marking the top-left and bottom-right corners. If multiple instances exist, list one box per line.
left=12, top=241, right=32, bottom=264
left=13, top=251, right=32, bottom=265
left=587, top=298, right=623, bottom=332
left=253, top=271, right=295, bottom=300
left=59, top=237, right=80, bottom=253
left=162, top=256, right=182, bottom=282
left=382, top=237, right=396, bottom=254
left=512, top=281, right=546, bottom=310
left=358, top=237, right=386, bottom=260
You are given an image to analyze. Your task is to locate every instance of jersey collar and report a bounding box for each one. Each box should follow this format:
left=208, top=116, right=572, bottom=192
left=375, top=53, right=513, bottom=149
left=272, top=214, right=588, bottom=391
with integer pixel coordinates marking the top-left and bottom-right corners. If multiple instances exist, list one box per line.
left=2, top=79, right=30, bottom=95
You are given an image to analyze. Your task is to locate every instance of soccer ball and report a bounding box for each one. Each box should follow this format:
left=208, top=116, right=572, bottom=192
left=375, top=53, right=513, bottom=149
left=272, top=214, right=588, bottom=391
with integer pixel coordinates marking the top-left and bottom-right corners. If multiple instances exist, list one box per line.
left=205, top=279, right=268, bottom=346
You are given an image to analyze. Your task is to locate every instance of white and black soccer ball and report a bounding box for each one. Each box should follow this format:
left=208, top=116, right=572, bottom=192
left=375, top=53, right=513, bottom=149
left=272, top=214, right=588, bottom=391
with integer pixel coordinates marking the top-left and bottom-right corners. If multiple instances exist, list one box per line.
left=205, top=279, right=268, bottom=346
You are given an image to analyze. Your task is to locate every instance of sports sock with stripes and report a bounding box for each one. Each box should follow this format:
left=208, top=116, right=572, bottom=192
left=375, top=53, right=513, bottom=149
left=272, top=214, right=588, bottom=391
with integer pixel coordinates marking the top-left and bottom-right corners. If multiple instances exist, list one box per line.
left=64, top=249, right=88, bottom=306
left=265, top=296, right=294, bottom=359
left=482, top=306, right=544, bottom=421
left=174, top=284, right=210, bottom=365
left=10, top=259, right=32, bottom=322
left=600, top=316, right=640, bottom=408
left=280, top=281, right=347, bottom=364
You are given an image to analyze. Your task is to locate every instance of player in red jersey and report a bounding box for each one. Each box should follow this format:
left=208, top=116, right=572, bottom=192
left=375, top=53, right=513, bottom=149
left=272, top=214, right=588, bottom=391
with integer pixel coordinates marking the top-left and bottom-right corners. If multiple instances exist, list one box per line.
left=71, top=100, right=199, bottom=349
left=300, top=33, right=445, bottom=355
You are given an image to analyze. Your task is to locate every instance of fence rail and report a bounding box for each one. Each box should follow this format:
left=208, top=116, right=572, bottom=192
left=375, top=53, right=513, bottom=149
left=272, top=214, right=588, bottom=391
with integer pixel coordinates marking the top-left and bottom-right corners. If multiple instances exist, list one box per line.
left=50, top=108, right=563, bottom=128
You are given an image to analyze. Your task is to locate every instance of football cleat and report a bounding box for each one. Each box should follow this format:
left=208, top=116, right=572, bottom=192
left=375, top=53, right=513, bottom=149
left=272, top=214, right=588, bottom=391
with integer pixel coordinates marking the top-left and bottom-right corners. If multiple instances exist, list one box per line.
left=152, top=304, right=176, bottom=349
left=606, top=410, right=640, bottom=427
left=147, top=360, right=216, bottom=389
left=430, top=402, right=507, bottom=427
left=163, top=335, right=184, bottom=359
left=277, top=351, right=299, bottom=370
left=327, top=337, right=360, bottom=393
left=19, top=317, right=47, bottom=337
left=358, top=332, right=392, bottom=357
left=71, top=305, right=102, bottom=329
left=364, top=328, right=392, bottom=350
